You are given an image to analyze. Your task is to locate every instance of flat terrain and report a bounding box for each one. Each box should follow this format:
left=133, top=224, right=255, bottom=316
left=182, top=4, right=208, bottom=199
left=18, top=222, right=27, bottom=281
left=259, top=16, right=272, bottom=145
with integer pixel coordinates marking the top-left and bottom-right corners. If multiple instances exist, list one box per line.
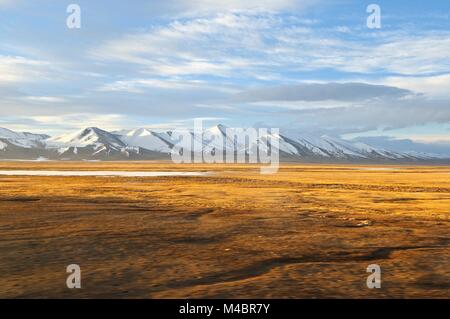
left=0, top=162, right=449, bottom=298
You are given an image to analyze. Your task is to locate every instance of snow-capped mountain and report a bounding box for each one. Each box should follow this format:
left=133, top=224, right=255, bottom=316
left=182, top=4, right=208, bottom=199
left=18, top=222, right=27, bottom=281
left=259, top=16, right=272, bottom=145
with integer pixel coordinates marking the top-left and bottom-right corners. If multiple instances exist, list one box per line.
left=44, top=127, right=157, bottom=159
left=115, top=128, right=173, bottom=153
left=0, top=127, right=48, bottom=149
left=193, top=125, right=425, bottom=161
left=0, top=125, right=448, bottom=162
left=47, top=127, right=125, bottom=149
left=46, top=127, right=128, bottom=156
left=281, top=134, right=409, bottom=160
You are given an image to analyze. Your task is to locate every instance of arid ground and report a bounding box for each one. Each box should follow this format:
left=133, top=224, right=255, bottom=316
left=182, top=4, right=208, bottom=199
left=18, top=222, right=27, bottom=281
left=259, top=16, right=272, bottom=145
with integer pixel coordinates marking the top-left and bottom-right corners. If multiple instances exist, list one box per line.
left=0, top=162, right=448, bottom=298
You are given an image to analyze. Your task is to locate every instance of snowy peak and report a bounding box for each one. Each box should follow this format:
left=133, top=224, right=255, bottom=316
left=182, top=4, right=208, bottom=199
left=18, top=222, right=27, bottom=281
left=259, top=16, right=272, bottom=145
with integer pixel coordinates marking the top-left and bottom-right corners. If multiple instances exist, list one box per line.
left=0, top=127, right=49, bottom=141
left=45, top=127, right=133, bottom=158
left=47, top=127, right=125, bottom=150
left=124, top=128, right=152, bottom=137
left=206, top=124, right=228, bottom=136
left=0, top=127, right=20, bottom=139
left=0, top=127, right=48, bottom=149
left=117, top=128, right=172, bottom=153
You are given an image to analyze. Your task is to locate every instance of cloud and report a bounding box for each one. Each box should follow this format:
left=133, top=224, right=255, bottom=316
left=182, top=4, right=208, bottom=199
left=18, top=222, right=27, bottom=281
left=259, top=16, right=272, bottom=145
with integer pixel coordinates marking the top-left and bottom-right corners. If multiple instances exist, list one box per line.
left=97, top=79, right=194, bottom=93
left=90, top=12, right=283, bottom=79
left=6, top=114, right=129, bottom=136
left=150, top=0, right=319, bottom=17
left=97, top=78, right=238, bottom=93
left=233, top=83, right=413, bottom=103
left=383, top=73, right=450, bottom=99
left=341, top=34, right=450, bottom=75
left=23, top=96, right=67, bottom=103
left=274, top=96, right=450, bottom=135
left=91, top=12, right=450, bottom=82
left=0, top=55, right=50, bottom=84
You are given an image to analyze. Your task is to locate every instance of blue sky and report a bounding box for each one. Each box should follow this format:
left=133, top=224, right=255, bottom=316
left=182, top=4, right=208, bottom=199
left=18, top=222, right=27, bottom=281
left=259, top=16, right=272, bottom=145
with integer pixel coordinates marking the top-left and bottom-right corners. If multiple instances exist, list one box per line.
left=0, top=0, right=449, bottom=153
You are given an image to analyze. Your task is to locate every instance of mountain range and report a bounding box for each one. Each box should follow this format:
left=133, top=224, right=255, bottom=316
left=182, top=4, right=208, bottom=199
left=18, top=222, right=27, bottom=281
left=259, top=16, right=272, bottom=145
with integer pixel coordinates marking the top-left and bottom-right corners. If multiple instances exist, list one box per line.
left=0, top=126, right=448, bottom=163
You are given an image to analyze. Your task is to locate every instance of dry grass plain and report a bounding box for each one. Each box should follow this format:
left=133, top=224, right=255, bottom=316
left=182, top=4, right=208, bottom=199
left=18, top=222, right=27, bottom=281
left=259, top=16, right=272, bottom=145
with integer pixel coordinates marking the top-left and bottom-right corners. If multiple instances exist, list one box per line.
left=0, top=161, right=449, bottom=298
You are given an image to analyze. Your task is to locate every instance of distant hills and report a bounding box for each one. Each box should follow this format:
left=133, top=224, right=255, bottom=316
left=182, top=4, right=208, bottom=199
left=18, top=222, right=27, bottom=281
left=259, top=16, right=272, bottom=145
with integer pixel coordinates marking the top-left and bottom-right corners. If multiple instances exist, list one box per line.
left=0, top=125, right=448, bottom=163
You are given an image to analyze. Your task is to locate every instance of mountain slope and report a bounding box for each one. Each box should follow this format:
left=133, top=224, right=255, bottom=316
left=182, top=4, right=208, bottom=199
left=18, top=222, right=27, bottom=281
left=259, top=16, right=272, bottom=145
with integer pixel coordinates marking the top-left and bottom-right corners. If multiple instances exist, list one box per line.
left=115, top=128, right=173, bottom=153
left=0, top=127, right=48, bottom=149
left=46, top=127, right=142, bottom=159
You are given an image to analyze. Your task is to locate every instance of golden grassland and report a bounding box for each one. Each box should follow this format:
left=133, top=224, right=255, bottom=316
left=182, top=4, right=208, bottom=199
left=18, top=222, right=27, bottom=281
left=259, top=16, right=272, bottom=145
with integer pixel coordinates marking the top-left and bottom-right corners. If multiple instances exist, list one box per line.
left=0, top=161, right=448, bottom=298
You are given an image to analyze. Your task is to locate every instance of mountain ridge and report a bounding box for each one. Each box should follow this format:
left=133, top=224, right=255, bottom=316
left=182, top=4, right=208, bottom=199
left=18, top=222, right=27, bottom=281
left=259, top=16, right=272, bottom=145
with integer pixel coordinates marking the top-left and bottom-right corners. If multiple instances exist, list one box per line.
left=0, top=125, right=448, bottom=163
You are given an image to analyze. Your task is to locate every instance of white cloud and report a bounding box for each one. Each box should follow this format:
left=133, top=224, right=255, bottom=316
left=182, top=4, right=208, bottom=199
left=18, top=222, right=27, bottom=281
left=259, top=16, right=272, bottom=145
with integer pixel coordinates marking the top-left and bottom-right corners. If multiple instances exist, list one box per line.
left=90, top=12, right=280, bottom=78
left=91, top=13, right=450, bottom=81
left=91, top=13, right=318, bottom=79
left=407, top=135, right=450, bottom=143
left=0, top=55, right=50, bottom=84
left=97, top=77, right=238, bottom=93
left=24, top=96, right=67, bottom=103
left=342, top=34, right=450, bottom=75
left=29, top=113, right=128, bottom=132
left=97, top=79, right=187, bottom=93
left=383, top=73, right=450, bottom=98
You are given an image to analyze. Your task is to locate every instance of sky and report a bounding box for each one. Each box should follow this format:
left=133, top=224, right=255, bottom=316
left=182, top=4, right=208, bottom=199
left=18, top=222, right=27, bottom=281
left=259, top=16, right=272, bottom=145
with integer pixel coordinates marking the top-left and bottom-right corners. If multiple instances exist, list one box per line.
left=0, top=0, right=449, bottom=154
